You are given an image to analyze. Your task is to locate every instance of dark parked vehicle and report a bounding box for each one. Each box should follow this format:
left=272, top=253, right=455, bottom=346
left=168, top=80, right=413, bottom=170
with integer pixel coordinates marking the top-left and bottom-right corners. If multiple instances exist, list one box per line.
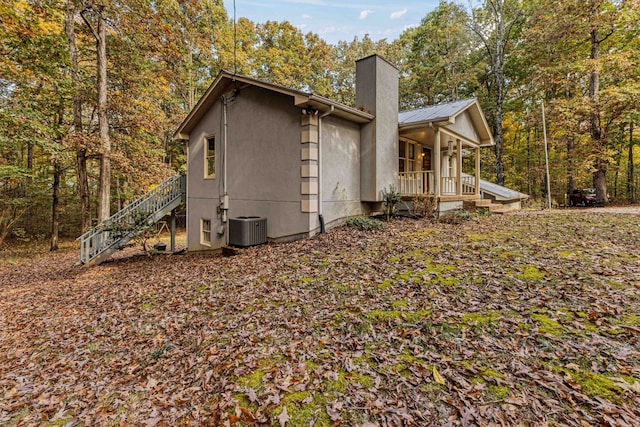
left=569, top=188, right=597, bottom=206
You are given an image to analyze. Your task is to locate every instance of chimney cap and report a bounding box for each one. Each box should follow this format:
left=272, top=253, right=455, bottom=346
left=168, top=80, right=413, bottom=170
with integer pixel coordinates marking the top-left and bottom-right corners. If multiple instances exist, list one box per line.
left=355, top=54, right=398, bottom=70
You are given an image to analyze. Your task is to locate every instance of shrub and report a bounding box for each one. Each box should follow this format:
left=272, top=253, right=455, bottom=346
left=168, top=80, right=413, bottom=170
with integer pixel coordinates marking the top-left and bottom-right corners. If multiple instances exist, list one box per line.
left=382, top=185, right=402, bottom=220
left=438, top=209, right=473, bottom=224
left=410, top=195, right=436, bottom=219
left=345, top=216, right=385, bottom=231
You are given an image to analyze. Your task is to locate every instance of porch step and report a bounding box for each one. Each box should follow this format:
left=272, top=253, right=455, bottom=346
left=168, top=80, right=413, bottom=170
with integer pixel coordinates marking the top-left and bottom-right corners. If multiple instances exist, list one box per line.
left=488, top=205, right=509, bottom=214
left=473, top=199, right=508, bottom=214
left=474, top=199, right=493, bottom=208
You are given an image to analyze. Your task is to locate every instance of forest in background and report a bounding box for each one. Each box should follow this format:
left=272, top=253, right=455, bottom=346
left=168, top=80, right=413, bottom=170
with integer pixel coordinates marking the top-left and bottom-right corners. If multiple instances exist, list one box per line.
left=1, top=0, right=639, bottom=248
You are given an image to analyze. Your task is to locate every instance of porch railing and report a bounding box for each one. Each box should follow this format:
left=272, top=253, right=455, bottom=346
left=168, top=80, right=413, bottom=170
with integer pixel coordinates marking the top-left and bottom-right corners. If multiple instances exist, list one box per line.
left=78, top=174, right=186, bottom=266
left=441, top=175, right=476, bottom=195
left=399, top=171, right=434, bottom=196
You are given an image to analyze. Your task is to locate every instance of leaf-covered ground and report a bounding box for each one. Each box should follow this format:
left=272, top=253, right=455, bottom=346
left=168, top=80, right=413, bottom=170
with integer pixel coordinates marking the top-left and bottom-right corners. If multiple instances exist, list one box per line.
left=1, top=210, right=639, bottom=426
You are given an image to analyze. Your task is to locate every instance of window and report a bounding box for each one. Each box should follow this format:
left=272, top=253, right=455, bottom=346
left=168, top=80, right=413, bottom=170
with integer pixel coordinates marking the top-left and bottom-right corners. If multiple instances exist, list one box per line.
left=399, top=139, right=417, bottom=173
left=201, top=218, right=212, bottom=245
left=407, top=142, right=416, bottom=172
left=205, top=136, right=215, bottom=178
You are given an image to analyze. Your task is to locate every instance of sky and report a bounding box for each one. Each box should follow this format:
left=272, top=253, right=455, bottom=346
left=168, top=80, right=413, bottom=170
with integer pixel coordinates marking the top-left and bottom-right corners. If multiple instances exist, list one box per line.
left=223, top=0, right=440, bottom=45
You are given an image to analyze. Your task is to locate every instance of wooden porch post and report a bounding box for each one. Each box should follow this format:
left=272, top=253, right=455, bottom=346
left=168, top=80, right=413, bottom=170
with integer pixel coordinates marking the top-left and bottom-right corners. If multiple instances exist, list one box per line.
left=475, top=146, right=481, bottom=196
left=434, top=128, right=441, bottom=197
left=456, top=138, right=463, bottom=195
left=170, top=209, right=176, bottom=252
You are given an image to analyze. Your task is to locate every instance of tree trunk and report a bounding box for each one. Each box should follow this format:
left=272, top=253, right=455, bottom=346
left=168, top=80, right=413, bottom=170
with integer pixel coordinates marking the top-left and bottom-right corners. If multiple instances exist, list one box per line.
left=628, top=121, right=636, bottom=203
left=76, top=150, right=90, bottom=229
left=494, top=100, right=504, bottom=186
left=526, top=129, right=531, bottom=196
left=494, top=51, right=505, bottom=186
left=96, top=7, right=111, bottom=222
left=613, top=135, right=624, bottom=198
left=50, top=160, right=62, bottom=251
left=50, top=83, right=66, bottom=252
left=27, top=142, right=33, bottom=170
left=566, top=135, right=576, bottom=196
left=470, top=0, right=521, bottom=187
left=82, top=5, right=111, bottom=222
left=116, top=175, right=122, bottom=211
left=589, top=7, right=608, bottom=204
left=65, top=0, right=90, bottom=232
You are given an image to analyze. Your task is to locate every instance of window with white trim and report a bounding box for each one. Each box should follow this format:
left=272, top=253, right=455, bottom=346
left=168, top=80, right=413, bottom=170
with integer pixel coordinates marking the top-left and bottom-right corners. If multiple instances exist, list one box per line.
left=407, top=142, right=416, bottom=172
left=201, top=218, right=212, bottom=245
left=205, top=135, right=216, bottom=178
left=399, top=139, right=417, bottom=173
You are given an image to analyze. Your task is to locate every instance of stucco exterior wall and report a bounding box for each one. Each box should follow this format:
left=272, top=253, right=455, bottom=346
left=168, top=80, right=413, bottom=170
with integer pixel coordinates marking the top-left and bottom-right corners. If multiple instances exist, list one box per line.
left=320, top=116, right=363, bottom=226
left=186, top=86, right=308, bottom=251
left=226, top=86, right=306, bottom=239
left=186, top=100, right=224, bottom=252
left=356, top=55, right=399, bottom=202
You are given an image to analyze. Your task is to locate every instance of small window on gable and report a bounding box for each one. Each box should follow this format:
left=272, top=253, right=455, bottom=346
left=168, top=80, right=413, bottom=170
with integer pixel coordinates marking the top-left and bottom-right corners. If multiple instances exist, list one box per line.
left=201, top=218, right=212, bottom=245
left=205, top=136, right=215, bottom=178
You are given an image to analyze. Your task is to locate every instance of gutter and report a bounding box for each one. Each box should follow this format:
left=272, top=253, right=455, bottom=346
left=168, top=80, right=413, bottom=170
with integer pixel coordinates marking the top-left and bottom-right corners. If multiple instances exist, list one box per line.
left=318, top=105, right=334, bottom=233
left=297, top=94, right=373, bottom=124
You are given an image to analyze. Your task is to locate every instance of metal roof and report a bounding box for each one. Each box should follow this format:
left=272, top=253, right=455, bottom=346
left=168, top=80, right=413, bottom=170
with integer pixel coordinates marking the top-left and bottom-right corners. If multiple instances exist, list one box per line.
left=462, top=173, right=529, bottom=201
left=398, top=98, right=478, bottom=125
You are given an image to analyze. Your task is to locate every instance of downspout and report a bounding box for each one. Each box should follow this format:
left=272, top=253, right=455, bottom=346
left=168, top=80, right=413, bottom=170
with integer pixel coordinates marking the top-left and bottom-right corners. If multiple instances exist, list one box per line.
left=221, top=96, right=229, bottom=245
left=318, top=105, right=334, bottom=233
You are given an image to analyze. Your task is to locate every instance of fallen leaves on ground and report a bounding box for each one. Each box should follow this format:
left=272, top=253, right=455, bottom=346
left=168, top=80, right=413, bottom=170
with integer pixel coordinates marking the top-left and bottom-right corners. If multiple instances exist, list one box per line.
left=1, top=210, right=639, bottom=426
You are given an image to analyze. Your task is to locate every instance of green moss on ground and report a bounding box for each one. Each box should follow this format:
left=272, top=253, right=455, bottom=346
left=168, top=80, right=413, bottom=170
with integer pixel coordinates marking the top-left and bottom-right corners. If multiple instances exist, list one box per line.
left=368, top=309, right=432, bottom=323
left=277, top=390, right=329, bottom=426
left=7, top=407, right=30, bottom=427
left=458, top=310, right=502, bottom=326
left=391, top=299, right=408, bottom=309
left=488, top=385, right=510, bottom=399
left=619, top=314, right=640, bottom=326
left=236, top=368, right=266, bottom=390
left=531, top=313, right=565, bottom=335
left=554, top=366, right=624, bottom=402
left=270, top=368, right=365, bottom=427
left=349, top=371, right=374, bottom=388
left=377, top=279, right=394, bottom=290
left=518, top=265, right=545, bottom=281
left=558, top=250, right=576, bottom=258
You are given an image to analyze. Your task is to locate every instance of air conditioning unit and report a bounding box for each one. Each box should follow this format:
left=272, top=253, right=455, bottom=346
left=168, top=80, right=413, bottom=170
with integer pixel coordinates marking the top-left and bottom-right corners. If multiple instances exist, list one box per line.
left=229, top=216, right=267, bottom=247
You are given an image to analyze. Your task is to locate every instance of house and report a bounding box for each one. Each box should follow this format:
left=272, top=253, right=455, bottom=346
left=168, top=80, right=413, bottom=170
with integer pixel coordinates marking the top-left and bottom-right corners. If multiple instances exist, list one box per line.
left=173, top=54, right=502, bottom=252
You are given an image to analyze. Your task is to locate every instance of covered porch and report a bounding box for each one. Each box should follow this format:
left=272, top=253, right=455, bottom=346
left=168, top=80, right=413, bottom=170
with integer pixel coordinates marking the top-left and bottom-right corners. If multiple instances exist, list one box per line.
left=396, top=99, right=494, bottom=204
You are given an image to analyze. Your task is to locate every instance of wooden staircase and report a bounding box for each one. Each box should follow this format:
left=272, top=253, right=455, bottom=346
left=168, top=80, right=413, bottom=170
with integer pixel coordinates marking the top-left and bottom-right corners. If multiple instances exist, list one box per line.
left=78, top=174, right=186, bottom=266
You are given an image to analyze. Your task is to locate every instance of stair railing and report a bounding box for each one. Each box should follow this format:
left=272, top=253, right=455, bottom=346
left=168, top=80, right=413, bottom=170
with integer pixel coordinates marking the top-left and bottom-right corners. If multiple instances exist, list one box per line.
left=78, top=174, right=185, bottom=265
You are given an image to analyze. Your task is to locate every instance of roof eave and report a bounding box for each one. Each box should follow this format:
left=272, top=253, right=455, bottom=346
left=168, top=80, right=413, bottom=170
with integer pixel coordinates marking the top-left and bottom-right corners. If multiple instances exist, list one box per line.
left=479, top=139, right=495, bottom=147
left=399, top=119, right=451, bottom=132
left=447, top=98, right=494, bottom=144
left=173, top=71, right=233, bottom=141
left=298, top=94, right=374, bottom=123
left=174, top=132, right=189, bottom=141
left=174, top=71, right=374, bottom=140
